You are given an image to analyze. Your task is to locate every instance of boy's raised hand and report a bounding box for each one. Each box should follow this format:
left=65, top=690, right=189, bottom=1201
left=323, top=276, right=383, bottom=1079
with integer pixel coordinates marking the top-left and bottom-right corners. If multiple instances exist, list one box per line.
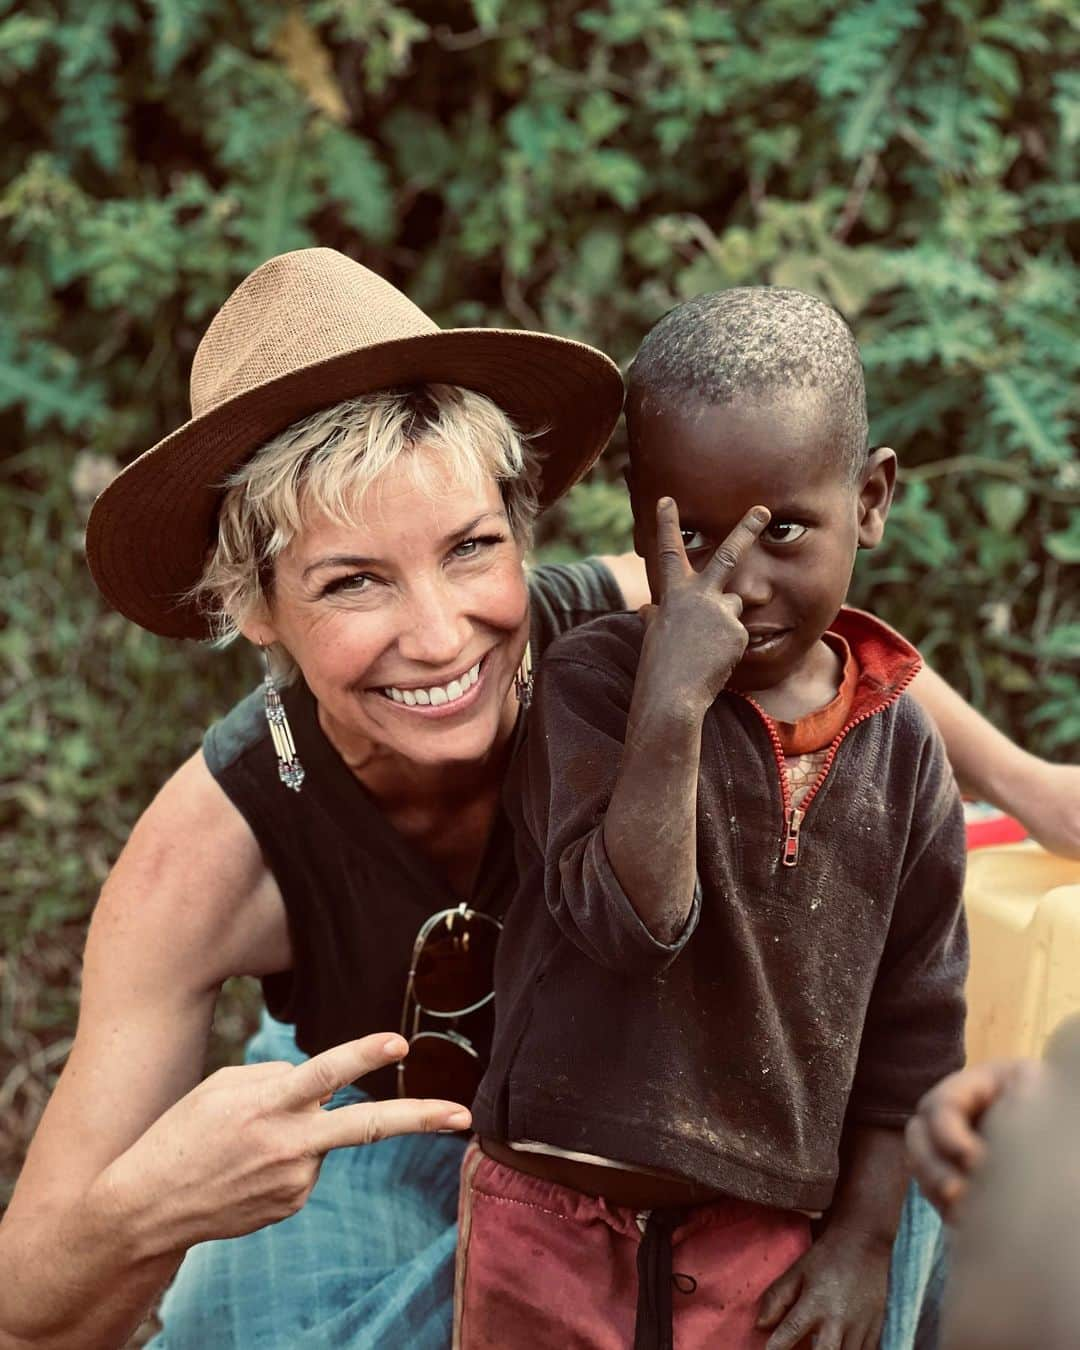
left=641, top=496, right=771, bottom=713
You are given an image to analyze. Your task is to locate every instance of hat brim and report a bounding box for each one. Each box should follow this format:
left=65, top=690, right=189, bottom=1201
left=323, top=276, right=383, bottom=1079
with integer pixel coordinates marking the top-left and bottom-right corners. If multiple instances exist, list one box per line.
left=86, top=328, right=624, bottom=638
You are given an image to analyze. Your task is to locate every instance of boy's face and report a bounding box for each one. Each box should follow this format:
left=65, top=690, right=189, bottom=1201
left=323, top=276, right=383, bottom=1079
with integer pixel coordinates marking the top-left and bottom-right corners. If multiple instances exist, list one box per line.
left=627, top=388, right=894, bottom=694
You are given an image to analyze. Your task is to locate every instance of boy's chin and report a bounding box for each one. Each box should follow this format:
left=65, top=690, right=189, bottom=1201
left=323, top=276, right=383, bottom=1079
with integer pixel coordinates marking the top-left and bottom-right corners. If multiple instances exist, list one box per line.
left=725, top=644, right=805, bottom=695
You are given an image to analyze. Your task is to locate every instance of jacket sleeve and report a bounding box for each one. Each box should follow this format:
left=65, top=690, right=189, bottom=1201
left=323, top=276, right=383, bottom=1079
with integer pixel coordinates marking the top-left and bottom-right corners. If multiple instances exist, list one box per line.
left=849, top=722, right=969, bottom=1125
left=517, top=644, right=701, bottom=976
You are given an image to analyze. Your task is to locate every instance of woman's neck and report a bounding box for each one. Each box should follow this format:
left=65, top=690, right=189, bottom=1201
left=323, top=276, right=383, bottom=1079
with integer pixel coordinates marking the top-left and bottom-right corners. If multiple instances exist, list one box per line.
left=316, top=681, right=520, bottom=811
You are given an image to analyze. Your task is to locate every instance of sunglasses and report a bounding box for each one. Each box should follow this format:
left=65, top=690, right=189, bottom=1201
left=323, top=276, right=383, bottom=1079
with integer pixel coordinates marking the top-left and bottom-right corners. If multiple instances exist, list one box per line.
left=397, top=902, right=502, bottom=1103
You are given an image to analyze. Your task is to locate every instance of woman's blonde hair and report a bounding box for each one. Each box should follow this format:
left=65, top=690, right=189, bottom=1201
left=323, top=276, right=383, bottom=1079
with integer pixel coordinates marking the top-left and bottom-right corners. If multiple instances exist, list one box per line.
left=194, top=383, right=541, bottom=648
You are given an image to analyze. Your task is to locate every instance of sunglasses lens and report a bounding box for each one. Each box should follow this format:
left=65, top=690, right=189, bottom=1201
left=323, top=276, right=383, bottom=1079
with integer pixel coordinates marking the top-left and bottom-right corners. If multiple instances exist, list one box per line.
left=401, top=1033, right=486, bottom=1104
left=413, top=910, right=500, bottom=1014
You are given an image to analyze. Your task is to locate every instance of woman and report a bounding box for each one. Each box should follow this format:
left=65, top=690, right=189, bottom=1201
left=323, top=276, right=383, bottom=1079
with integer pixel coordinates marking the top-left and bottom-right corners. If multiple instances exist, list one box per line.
left=0, top=249, right=1075, bottom=1350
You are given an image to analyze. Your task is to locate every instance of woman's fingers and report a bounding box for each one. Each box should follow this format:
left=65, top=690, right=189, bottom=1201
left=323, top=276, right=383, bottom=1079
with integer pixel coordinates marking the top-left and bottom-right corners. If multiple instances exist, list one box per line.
left=280, top=1035, right=409, bottom=1109
left=703, top=505, right=771, bottom=584
left=277, top=1036, right=471, bottom=1154
left=315, top=1097, right=472, bottom=1152
left=654, top=497, right=691, bottom=594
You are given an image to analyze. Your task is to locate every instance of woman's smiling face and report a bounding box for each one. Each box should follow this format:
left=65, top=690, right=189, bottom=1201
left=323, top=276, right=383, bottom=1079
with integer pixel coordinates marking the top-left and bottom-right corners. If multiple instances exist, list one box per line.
left=249, top=453, right=530, bottom=770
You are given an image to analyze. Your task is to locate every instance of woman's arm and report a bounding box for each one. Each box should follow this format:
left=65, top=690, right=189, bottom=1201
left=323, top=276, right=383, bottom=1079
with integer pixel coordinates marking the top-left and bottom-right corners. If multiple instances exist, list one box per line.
left=908, top=664, right=1080, bottom=858
left=0, top=754, right=468, bottom=1350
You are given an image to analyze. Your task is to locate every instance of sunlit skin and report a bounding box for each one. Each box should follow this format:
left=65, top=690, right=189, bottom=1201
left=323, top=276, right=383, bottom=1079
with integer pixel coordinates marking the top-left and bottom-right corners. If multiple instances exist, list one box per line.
left=627, top=386, right=896, bottom=723
left=241, top=455, right=531, bottom=791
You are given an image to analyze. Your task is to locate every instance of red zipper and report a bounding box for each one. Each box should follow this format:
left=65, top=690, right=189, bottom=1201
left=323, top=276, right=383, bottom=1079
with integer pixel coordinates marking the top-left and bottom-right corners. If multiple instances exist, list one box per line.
left=741, top=663, right=919, bottom=868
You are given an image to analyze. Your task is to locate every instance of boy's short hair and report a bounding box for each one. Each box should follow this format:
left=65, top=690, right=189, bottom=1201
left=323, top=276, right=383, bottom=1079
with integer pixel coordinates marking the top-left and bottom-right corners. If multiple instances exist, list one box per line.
left=627, top=287, right=869, bottom=479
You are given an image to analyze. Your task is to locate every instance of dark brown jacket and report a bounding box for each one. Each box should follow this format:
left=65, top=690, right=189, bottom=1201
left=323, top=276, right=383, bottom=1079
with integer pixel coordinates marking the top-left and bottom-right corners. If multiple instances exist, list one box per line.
left=472, top=608, right=969, bottom=1213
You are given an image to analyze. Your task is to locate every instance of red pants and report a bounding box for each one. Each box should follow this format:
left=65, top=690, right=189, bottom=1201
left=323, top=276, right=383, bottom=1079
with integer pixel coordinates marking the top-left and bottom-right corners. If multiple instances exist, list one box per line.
left=453, top=1143, right=811, bottom=1350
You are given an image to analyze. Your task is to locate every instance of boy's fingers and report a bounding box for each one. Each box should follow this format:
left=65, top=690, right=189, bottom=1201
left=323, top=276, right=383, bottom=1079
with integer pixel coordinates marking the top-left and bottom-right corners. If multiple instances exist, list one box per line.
left=313, top=1097, right=471, bottom=1153
left=654, top=497, right=691, bottom=593
left=280, top=1035, right=409, bottom=1109
left=704, top=506, right=770, bottom=585
left=764, top=1308, right=817, bottom=1350
left=756, top=1264, right=803, bottom=1330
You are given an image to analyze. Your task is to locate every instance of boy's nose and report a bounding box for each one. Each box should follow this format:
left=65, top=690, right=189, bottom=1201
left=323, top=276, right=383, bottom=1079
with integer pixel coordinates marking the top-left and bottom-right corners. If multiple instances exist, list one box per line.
left=725, top=553, right=772, bottom=610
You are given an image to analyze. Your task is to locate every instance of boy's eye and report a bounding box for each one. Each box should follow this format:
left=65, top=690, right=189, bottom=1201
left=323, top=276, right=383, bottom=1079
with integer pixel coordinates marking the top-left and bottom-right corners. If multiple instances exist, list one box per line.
left=679, top=528, right=710, bottom=551
left=764, top=521, right=807, bottom=545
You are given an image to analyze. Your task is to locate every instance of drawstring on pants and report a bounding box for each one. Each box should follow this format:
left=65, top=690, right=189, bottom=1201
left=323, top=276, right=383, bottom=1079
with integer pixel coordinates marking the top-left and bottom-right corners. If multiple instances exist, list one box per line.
left=633, top=1207, right=691, bottom=1350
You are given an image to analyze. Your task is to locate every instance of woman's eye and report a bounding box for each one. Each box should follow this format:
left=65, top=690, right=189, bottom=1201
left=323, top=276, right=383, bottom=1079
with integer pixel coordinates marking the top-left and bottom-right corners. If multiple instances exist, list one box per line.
left=451, top=533, right=503, bottom=559
left=680, top=528, right=709, bottom=551
left=322, top=573, right=372, bottom=596
left=765, top=521, right=808, bottom=545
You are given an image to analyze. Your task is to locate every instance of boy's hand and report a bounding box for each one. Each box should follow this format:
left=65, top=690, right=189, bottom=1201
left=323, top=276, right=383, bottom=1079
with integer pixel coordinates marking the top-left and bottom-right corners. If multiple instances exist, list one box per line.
left=640, top=496, right=770, bottom=715
left=756, top=1223, right=891, bottom=1350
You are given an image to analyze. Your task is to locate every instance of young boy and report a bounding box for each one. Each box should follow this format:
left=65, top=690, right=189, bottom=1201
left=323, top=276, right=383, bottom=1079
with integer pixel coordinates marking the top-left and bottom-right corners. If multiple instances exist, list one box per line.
left=459, top=288, right=969, bottom=1349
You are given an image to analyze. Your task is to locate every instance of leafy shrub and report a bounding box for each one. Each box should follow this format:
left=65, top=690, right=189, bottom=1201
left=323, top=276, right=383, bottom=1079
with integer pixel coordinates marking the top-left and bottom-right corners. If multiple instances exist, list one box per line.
left=2, top=0, right=1077, bottom=1197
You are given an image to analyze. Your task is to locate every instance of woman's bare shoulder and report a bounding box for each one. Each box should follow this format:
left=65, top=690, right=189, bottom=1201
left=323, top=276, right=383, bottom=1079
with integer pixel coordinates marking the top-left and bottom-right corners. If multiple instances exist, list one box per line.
left=92, top=749, right=291, bottom=987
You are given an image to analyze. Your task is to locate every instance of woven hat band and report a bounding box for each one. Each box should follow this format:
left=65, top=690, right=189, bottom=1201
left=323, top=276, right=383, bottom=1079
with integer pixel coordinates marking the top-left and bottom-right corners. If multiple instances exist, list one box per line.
left=190, top=249, right=439, bottom=418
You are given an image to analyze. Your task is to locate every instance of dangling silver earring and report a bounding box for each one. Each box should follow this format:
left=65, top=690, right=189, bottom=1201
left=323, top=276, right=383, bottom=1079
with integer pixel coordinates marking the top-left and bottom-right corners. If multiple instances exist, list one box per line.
left=514, top=641, right=533, bottom=711
left=262, top=647, right=305, bottom=792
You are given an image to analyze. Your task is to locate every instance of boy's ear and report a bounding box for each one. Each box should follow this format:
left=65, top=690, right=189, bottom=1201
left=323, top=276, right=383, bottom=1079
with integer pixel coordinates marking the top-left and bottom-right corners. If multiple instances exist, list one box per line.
left=857, top=446, right=897, bottom=549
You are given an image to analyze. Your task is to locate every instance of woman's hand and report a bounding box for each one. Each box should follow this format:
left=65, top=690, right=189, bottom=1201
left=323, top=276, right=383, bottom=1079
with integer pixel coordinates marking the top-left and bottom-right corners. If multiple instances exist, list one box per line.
left=639, top=496, right=770, bottom=716
left=97, top=1035, right=470, bottom=1256
left=905, top=1059, right=1043, bottom=1221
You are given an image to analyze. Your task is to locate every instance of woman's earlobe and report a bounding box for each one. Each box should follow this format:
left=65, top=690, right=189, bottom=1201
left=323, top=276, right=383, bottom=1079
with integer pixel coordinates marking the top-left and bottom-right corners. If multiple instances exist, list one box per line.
left=857, top=446, right=897, bottom=549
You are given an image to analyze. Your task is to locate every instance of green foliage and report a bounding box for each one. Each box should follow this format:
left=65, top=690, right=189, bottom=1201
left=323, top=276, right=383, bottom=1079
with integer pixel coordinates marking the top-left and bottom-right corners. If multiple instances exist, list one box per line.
left=2, top=0, right=1078, bottom=1189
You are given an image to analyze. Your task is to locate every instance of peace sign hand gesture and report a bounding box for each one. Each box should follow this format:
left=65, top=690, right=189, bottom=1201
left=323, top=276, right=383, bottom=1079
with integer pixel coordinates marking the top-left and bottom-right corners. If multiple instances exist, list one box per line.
left=96, top=1035, right=471, bottom=1253
left=640, top=496, right=771, bottom=716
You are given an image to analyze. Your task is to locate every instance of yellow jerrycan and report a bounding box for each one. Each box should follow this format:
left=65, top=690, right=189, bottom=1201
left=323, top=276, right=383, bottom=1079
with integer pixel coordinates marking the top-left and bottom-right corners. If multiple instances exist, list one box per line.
left=964, top=843, right=1080, bottom=1066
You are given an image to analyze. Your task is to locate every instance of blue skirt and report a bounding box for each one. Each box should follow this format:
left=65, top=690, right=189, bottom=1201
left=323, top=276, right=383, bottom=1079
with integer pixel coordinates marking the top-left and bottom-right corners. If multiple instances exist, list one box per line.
left=151, top=1012, right=466, bottom=1349
left=153, top=1013, right=944, bottom=1348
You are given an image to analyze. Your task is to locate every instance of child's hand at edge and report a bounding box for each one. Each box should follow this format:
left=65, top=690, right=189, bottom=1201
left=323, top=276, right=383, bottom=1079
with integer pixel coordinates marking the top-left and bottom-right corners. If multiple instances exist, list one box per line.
left=755, top=1221, right=890, bottom=1350
left=904, top=1058, right=1044, bottom=1222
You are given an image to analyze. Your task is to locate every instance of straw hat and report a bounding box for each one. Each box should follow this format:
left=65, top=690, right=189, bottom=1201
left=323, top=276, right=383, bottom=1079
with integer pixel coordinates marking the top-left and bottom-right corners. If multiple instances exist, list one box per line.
left=86, top=248, right=624, bottom=639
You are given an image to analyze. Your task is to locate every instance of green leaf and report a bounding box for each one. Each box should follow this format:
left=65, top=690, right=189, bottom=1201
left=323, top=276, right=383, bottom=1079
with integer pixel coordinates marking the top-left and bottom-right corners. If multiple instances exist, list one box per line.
left=978, top=482, right=1030, bottom=534
left=578, top=90, right=628, bottom=145
left=581, top=150, right=648, bottom=210
left=1053, top=70, right=1080, bottom=146
left=1046, top=517, right=1080, bottom=564
left=470, top=0, right=504, bottom=29
left=0, top=328, right=106, bottom=432
left=969, top=43, right=1021, bottom=101
left=147, top=0, right=216, bottom=78
left=383, top=108, right=456, bottom=187
left=1042, top=625, right=1080, bottom=661
left=0, top=13, right=52, bottom=76
left=986, top=371, right=1073, bottom=466
left=317, top=127, right=394, bottom=242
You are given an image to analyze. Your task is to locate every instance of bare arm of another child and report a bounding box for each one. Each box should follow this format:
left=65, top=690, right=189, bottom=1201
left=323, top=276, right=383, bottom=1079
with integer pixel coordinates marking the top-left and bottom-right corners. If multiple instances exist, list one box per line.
left=602, top=497, right=769, bottom=942
left=757, top=1125, right=906, bottom=1350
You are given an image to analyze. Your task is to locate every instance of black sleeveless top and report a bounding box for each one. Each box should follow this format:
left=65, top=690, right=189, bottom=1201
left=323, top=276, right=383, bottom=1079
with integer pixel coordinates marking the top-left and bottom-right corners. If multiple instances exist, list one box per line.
left=203, top=560, right=623, bottom=1100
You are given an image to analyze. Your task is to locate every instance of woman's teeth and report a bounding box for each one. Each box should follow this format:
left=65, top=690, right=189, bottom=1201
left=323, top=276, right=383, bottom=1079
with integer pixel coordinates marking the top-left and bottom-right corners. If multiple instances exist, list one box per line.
left=383, top=661, right=481, bottom=707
